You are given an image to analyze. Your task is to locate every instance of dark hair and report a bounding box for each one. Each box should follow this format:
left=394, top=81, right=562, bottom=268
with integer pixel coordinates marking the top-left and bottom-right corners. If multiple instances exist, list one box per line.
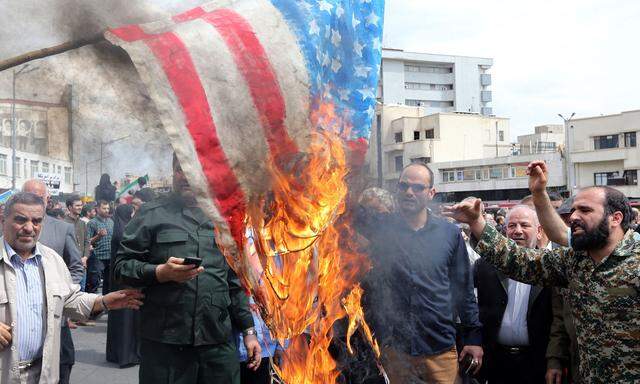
left=80, top=203, right=95, bottom=218
left=599, top=186, right=632, bottom=231
left=97, top=200, right=110, bottom=208
left=548, top=191, right=563, bottom=202
left=65, top=194, right=82, bottom=208
left=98, top=174, right=111, bottom=187
left=49, top=208, right=65, bottom=220
left=134, top=188, right=155, bottom=203
left=138, top=176, right=147, bottom=187
left=4, top=192, right=45, bottom=218
left=401, top=162, right=434, bottom=188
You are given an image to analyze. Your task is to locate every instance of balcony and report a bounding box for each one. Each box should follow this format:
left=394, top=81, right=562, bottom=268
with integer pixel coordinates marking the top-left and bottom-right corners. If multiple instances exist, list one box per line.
left=480, top=74, right=492, bottom=86
left=481, top=107, right=493, bottom=116
left=403, top=139, right=435, bottom=160
left=481, top=91, right=492, bottom=102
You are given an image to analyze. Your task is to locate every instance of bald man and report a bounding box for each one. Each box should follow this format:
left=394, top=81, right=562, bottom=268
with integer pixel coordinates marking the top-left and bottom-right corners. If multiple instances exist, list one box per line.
left=474, top=205, right=552, bottom=384
left=22, top=179, right=83, bottom=384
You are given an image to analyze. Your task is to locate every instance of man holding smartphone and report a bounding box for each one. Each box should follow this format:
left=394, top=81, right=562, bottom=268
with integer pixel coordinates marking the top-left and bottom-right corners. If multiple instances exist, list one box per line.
left=113, top=154, right=260, bottom=384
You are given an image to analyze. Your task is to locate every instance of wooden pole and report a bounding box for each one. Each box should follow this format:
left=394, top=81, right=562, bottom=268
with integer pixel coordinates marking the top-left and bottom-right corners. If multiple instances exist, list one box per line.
left=0, top=33, right=106, bottom=72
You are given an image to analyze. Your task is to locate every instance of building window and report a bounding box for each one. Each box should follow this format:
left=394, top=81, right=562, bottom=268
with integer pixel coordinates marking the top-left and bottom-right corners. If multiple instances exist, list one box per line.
left=413, top=131, right=420, bottom=140
left=463, top=169, right=475, bottom=181
left=425, top=129, right=435, bottom=139
left=498, top=130, right=504, bottom=142
left=474, top=169, right=482, bottom=180
left=405, top=99, right=427, bottom=107
left=15, top=157, right=21, bottom=178
left=64, top=167, right=72, bottom=184
left=404, top=64, right=452, bottom=74
left=536, top=141, right=557, bottom=153
left=594, top=135, right=619, bottom=150
left=442, top=170, right=455, bottom=182
left=394, top=132, right=403, bottom=143
left=490, top=167, right=505, bottom=179
left=594, top=172, right=619, bottom=186
left=30, top=161, right=39, bottom=178
left=624, top=170, right=638, bottom=186
left=456, top=170, right=464, bottom=181
left=57, top=165, right=62, bottom=174
left=625, top=132, right=637, bottom=148
left=0, top=154, right=6, bottom=175
left=394, top=156, right=404, bottom=172
left=41, top=162, right=49, bottom=173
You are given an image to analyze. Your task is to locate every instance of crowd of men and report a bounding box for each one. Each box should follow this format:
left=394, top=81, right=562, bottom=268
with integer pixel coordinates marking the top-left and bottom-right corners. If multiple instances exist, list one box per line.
left=1, top=155, right=640, bottom=384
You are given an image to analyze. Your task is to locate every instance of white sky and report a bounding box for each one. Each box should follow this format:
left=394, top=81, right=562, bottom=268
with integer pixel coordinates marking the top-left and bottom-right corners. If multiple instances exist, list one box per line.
left=383, top=0, right=640, bottom=139
left=2, top=0, right=639, bottom=140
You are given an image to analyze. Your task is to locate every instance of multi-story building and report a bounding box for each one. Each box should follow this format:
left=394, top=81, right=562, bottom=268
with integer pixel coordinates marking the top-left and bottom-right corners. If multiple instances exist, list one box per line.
left=431, top=152, right=565, bottom=203
left=517, top=124, right=565, bottom=155
left=569, top=109, right=639, bottom=198
left=0, top=98, right=74, bottom=194
left=367, top=104, right=512, bottom=189
left=379, top=48, right=493, bottom=115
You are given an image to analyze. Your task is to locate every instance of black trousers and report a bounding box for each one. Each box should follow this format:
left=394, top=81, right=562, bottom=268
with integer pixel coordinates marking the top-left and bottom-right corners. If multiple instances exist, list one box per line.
left=86, top=258, right=110, bottom=294
left=240, top=358, right=271, bottom=384
left=139, top=339, right=240, bottom=384
left=59, top=324, right=75, bottom=384
left=486, top=346, right=545, bottom=384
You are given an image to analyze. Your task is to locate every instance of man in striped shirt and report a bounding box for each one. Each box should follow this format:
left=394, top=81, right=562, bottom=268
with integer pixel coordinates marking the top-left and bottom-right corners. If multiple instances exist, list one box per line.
left=86, top=200, right=114, bottom=294
left=0, top=192, right=143, bottom=384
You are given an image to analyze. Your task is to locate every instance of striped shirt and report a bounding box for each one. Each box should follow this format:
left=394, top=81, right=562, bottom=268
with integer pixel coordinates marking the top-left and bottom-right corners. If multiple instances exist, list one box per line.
left=87, top=216, right=114, bottom=261
left=6, top=242, right=45, bottom=361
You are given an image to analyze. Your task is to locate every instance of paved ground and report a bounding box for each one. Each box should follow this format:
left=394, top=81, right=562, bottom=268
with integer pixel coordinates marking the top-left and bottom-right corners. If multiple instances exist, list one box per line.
left=69, top=316, right=139, bottom=384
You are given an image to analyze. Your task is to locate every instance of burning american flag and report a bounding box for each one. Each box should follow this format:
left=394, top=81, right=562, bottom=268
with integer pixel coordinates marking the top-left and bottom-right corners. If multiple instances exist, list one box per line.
left=106, top=0, right=385, bottom=382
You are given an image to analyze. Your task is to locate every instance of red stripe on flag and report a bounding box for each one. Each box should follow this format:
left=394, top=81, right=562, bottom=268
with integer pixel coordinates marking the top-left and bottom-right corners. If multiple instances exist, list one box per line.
left=110, top=25, right=152, bottom=42
left=203, top=9, right=299, bottom=162
left=172, top=6, right=206, bottom=22
left=143, top=32, right=247, bottom=249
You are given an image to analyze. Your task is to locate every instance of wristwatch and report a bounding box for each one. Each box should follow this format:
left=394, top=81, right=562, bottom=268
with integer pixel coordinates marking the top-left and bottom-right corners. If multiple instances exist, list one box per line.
left=100, top=296, right=110, bottom=312
left=242, top=327, right=257, bottom=336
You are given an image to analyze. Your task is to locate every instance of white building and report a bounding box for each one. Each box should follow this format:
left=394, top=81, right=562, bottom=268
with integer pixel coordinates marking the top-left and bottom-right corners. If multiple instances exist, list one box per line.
left=569, top=109, right=639, bottom=198
left=0, top=98, right=74, bottom=194
left=367, top=105, right=512, bottom=189
left=430, top=152, right=565, bottom=203
left=517, top=124, right=565, bottom=155
left=379, top=49, right=493, bottom=115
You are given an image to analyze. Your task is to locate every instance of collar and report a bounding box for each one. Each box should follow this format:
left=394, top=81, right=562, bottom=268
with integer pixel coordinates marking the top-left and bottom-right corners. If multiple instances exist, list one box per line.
left=609, top=229, right=639, bottom=259
left=4, top=240, right=43, bottom=265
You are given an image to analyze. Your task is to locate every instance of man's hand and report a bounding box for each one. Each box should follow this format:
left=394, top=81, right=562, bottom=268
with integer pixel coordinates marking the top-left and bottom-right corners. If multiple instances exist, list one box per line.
left=97, top=228, right=108, bottom=238
left=527, top=160, right=549, bottom=195
left=244, top=334, right=262, bottom=371
left=92, top=289, right=145, bottom=314
left=81, top=256, right=88, bottom=268
left=441, top=198, right=486, bottom=237
left=546, top=368, right=563, bottom=384
left=155, top=257, right=204, bottom=283
left=459, top=345, right=484, bottom=375
left=0, top=322, right=12, bottom=350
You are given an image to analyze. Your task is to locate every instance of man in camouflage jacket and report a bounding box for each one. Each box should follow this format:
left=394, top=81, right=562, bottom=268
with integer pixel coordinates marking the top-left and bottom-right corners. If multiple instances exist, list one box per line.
left=443, top=161, right=640, bottom=384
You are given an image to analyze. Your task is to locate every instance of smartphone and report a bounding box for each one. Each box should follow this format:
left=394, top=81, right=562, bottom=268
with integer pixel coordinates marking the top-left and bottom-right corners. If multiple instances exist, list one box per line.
left=183, top=257, right=203, bottom=267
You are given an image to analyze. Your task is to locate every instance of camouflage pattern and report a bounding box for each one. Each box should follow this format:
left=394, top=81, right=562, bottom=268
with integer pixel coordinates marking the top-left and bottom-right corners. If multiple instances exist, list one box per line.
left=474, top=225, right=640, bottom=384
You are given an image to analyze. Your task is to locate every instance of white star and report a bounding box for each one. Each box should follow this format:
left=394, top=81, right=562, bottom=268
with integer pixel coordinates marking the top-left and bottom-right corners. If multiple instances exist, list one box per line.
left=336, top=5, right=345, bottom=18
left=338, top=88, right=350, bottom=101
left=359, top=88, right=375, bottom=100
left=309, top=19, right=320, bottom=36
left=365, top=11, right=380, bottom=26
left=318, top=0, right=333, bottom=12
left=301, top=1, right=313, bottom=11
left=331, top=29, right=342, bottom=47
left=372, top=37, right=382, bottom=51
left=365, top=104, right=375, bottom=119
left=353, top=41, right=364, bottom=57
left=352, top=14, right=361, bottom=29
left=321, top=52, right=331, bottom=67
left=331, top=58, right=342, bottom=73
left=355, top=65, right=371, bottom=78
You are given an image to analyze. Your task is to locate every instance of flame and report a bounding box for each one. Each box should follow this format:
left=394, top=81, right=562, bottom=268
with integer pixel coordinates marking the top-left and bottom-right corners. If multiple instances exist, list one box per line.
left=235, top=99, right=379, bottom=383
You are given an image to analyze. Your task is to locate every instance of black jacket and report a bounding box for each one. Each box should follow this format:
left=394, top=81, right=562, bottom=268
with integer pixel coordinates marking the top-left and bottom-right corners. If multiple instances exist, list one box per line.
left=474, top=258, right=552, bottom=380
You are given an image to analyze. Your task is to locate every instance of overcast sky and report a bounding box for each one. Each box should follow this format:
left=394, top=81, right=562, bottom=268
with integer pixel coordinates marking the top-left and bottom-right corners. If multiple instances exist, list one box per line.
left=2, top=0, right=639, bottom=139
left=383, top=0, right=640, bottom=138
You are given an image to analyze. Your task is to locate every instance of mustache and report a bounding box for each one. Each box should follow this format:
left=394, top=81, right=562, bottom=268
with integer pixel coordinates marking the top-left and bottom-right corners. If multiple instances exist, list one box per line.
left=571, top=221, right=586, bottom=232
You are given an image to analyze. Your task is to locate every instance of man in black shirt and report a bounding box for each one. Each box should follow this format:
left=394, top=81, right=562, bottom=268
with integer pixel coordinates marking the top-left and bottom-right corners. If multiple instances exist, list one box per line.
left=357, top=163, right=483, bottom=384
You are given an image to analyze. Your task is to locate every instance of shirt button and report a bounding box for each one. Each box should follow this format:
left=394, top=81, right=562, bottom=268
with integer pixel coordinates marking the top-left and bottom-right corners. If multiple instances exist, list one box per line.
left=10, top=346, right=16, bottom=351
left=10, top=322, right=15, bottom=327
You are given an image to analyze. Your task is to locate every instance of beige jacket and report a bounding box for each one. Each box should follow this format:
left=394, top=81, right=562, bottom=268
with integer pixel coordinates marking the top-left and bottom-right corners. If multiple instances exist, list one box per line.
left=0, top=238, right=98, bottom=384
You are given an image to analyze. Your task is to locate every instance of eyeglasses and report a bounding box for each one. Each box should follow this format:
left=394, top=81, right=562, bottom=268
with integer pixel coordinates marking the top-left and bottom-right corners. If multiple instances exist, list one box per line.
left=397, top=181, right=430, bottom=193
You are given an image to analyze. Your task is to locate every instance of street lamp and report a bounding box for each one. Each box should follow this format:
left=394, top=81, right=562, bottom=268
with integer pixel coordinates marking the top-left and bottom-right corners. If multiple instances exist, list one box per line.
left=559, top=112, right=576, bottom=196
left=11, top=64, right=39, bottom=190
left=99, top=135, right=130, bottom=175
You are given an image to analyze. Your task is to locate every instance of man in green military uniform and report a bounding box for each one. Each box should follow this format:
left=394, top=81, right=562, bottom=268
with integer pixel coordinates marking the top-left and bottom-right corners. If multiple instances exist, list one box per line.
left=443, top=161, right=640, bottom=384
left=113, top=155, right=261, bottom=384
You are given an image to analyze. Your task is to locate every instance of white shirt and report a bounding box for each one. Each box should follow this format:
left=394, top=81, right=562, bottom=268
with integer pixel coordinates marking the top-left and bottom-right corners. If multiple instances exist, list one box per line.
left=497, top=278, right=531, bottom=346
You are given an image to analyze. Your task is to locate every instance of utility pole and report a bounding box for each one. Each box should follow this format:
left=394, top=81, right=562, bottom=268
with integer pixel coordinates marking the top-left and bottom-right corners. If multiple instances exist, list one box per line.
left=559, top=112, right=576, bottom=196
left=99, top=135, right=130, bottom=175
left=11, top=64, right=38, bottom=190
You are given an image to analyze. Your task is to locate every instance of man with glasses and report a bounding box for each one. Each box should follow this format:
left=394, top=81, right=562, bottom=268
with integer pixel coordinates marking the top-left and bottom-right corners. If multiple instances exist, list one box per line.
left=356, top=163, right=483, bottom=384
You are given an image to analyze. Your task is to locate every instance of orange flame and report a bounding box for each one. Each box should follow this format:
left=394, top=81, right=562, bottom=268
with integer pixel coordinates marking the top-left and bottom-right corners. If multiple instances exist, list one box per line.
left=235, top=99, right=379, bottom=383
